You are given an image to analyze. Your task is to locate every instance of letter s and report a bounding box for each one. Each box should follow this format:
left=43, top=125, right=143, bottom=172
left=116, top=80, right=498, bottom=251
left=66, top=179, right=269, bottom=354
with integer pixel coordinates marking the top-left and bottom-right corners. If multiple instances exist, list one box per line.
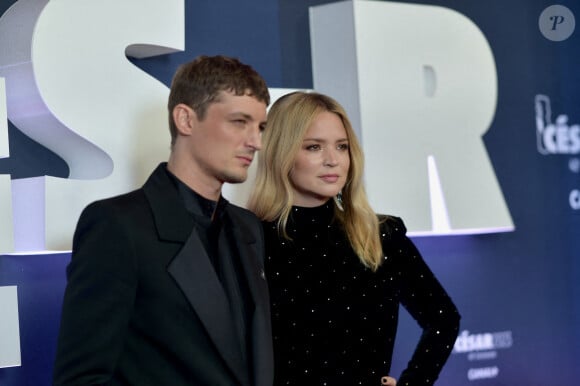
left=0, top=0, right=184, bottom=251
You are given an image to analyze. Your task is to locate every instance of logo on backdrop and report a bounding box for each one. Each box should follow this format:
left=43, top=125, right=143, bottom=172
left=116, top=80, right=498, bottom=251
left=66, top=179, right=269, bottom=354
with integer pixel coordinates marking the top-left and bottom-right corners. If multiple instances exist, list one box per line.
left=452, top=329, right=513, bottom=381
left=539, top=5, right=576, bottom=42
left=535, top=94, right=580, bottom=155
left=535, top=94, right=580, bottom=210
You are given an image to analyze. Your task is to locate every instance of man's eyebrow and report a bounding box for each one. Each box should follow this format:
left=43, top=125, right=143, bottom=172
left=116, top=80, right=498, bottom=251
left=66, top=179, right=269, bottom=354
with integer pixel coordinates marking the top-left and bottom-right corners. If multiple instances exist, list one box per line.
left=228, top=112, right=254, bottom=119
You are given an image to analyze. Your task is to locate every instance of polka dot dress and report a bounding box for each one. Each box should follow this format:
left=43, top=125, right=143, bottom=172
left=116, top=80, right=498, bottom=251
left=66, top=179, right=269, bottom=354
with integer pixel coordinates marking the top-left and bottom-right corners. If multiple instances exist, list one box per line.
left=263, top=202, right=460, bottom=386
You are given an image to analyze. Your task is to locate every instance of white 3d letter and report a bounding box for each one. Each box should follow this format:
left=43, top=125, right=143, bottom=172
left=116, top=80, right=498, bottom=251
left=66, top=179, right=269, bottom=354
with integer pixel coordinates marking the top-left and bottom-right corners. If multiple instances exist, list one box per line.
left=0, top=0, right=184, bottom=251
left=0, top=286, right=21, bottom=368
left=310, top=1, right=514, bottom=234
left=0, top=78, right=14, bottom=253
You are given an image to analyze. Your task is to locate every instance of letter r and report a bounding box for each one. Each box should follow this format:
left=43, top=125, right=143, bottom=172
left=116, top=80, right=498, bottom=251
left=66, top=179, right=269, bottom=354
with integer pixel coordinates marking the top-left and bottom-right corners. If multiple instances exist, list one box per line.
left=310, top=0, right=513, bottom=234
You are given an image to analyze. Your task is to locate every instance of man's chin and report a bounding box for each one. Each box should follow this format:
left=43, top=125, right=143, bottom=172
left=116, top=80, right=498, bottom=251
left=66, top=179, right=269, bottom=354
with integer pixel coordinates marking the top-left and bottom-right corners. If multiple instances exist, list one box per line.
left=221, top=172, right=248, bottom=184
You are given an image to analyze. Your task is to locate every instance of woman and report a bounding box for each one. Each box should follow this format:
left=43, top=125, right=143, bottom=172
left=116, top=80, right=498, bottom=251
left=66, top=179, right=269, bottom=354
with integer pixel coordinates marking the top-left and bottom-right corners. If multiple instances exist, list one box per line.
left=248, top=92, right=460, bottom=386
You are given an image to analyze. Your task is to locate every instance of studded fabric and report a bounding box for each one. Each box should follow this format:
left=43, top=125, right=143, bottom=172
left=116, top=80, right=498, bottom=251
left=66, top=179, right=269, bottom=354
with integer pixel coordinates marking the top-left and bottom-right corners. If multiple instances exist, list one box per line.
left=263, top=201, right=460, bottom=386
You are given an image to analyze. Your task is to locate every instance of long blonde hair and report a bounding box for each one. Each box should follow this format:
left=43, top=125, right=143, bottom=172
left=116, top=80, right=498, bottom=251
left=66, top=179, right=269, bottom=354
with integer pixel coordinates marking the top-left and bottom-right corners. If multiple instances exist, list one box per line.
left=247, top=92, right=384, bottom=271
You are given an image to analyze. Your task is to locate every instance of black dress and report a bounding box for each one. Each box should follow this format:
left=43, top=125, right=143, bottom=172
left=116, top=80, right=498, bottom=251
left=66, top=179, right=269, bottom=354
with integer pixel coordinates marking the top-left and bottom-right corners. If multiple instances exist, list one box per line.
left=263, top=201, right=460, bottom=386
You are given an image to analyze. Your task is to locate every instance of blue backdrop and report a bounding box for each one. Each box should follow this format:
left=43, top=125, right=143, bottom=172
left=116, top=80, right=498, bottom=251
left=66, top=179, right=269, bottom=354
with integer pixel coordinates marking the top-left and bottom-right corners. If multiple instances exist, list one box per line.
left=1, top=0, right=579, bottom=385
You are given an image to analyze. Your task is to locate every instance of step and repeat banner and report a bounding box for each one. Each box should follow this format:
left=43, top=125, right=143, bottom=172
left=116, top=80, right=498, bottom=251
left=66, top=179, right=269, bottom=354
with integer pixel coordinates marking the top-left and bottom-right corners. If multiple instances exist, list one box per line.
left=1, top=0, right=578, bottom=385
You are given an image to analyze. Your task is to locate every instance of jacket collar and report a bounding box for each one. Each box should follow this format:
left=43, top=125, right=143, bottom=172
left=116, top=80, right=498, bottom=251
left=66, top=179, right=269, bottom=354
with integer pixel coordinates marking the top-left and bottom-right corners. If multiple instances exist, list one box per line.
left=142, top=163, right=194, bottom=242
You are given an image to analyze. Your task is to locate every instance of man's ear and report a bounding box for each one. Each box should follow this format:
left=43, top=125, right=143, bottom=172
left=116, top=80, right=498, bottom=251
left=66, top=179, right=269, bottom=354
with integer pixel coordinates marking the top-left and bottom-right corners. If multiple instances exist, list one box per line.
left=172, top=104, right=195, bottom=135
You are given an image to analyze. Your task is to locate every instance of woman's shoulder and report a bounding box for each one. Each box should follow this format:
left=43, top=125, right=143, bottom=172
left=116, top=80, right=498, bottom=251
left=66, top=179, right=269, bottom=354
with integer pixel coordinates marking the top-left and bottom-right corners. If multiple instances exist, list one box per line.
left=377, top=214, right=407, bottom=240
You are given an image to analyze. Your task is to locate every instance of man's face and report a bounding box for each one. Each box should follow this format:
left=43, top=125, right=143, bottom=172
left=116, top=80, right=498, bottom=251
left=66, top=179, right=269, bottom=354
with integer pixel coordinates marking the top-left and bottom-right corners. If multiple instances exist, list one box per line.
left=186, top=90, right=267, bottom=186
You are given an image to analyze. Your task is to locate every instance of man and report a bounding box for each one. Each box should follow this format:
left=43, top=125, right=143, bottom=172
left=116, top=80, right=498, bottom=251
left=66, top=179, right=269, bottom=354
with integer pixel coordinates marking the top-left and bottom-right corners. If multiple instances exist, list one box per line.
left=53, top=55, right=273, bottom=386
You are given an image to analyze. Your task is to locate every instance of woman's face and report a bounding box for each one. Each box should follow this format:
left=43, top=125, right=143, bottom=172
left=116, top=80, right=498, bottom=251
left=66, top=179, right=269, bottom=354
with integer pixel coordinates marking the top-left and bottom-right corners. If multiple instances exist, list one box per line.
left=290, top=111, right=351, bottom=207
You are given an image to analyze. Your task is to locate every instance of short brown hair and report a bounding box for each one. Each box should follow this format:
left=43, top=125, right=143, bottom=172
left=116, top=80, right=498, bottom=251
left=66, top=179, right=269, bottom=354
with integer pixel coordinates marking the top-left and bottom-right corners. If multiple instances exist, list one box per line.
left=167, top=55, right=270, bottom=145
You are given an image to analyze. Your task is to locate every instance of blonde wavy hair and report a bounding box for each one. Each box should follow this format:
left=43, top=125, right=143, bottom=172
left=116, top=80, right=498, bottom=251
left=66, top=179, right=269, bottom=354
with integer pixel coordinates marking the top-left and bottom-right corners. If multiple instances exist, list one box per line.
left=247, top=92, right=384, bottom=271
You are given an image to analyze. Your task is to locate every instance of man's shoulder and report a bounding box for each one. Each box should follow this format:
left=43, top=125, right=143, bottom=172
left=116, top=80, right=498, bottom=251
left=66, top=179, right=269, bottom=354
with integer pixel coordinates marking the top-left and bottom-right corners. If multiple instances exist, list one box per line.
left=80, top=188, right=148, bottom=223
left=84, top=163, right=166, bottom=214
left=89, top=188, right=146, bottom=208
left=226, top=202, right=259, bottom=221
left=225, top=203, right=262, bottom=232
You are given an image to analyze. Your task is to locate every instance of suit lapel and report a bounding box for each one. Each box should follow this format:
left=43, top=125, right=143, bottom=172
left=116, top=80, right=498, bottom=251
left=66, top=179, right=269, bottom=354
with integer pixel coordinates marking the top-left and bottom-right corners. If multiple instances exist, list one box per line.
left=143, top=163, right=192, bottom=243
left=143, top=164, right=250, bottom=386
left=167, top=231, right=248, bottom=385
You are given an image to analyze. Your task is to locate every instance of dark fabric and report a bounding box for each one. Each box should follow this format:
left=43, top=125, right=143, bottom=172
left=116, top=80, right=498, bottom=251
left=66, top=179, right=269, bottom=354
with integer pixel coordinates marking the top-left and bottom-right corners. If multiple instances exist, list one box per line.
left=167, top=168, right=219, bottom=268
left=53, top=163, right=273, bottom=386
left=170, top=170, right=254, bottom=360
left=219, top=219, right=255, bottom=379
left=264, top=201, right=460, bottom=386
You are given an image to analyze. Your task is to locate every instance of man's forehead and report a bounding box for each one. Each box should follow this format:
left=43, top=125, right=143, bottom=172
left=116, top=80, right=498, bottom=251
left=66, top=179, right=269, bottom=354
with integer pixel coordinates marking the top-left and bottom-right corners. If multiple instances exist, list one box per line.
left=210, top=91, right=267, bottom=119
left=215, top=89, right=267, bottom=105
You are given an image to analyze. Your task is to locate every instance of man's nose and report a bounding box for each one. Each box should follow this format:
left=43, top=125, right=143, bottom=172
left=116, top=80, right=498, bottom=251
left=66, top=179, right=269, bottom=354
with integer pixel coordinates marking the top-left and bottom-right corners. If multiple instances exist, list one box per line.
left=247, top=126, right=262, bottom=150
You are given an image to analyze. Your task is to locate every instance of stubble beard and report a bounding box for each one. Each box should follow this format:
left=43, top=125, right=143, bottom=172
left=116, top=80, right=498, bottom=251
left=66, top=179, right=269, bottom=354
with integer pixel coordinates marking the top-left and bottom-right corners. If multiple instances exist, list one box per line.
left=219, top=169, right=248, bottom=184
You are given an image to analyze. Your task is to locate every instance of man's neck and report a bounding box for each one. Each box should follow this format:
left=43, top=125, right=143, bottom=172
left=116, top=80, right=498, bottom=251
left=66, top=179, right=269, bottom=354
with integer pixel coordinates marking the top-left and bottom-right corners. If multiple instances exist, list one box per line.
left=166, top=157, right=222, bottom=201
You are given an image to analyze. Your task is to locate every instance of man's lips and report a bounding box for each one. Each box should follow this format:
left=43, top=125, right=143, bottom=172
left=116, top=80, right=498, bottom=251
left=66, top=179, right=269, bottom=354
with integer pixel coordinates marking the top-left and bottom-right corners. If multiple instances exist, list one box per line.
left=237, top=155, right=253, bottom=165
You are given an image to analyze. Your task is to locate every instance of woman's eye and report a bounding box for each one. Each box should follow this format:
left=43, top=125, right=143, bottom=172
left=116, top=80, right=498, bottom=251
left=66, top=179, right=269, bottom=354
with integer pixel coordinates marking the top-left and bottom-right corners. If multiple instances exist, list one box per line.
left=306, top=144, right=321, bottom=151
left=338, top=143, right=349, bottom=150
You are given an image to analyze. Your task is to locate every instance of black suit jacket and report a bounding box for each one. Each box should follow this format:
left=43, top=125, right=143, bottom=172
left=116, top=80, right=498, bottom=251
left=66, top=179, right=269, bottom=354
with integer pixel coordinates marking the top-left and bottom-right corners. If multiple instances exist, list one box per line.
left=53, top=163, right=273, bottom=386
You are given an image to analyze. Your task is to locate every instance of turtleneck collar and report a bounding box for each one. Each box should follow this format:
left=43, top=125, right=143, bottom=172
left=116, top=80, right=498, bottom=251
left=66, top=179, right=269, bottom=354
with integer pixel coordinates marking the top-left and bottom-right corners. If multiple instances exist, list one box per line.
left=284, top=200, right=339, bottom=241
left=289, top=200, right=334, bottom=221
